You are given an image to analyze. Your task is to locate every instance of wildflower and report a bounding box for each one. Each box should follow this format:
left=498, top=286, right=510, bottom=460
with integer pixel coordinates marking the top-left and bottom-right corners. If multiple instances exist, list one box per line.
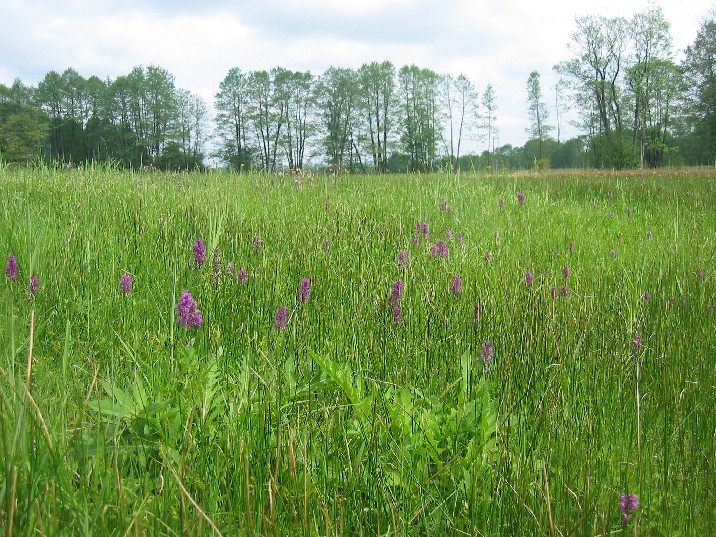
left=430, top=245, right=438, bottom=256
left=437, top=240, right=449, bottom=257
left=421, top=222, right=430, bottom=239
left=484, top=250, right=492, bottom=262
left=667, top=296, right=675, bottom=308
left=561, top=284, right=570, bottom=297
left=642, top=291, right=650, bottom=302
left=237, top=267, right=248, bottom=285
left=177, top=290, right=202, bottom=329
left=550, top=286, right=558, bottom=299
left=440, top=200, right=448, bottom=211
left=392, top=305, right=403, bottom=325
left=119, top=272, right=132, bottom=294
left=457, top=232, right=464, bottom=243
left=609, top=211, right=615, bottom=219
left=646, top=231, right=653, bottom=240
left=412, top=234, right=421, bottom=247
left=498, top=198, right=505, bottom=210
left=619, top=493, right=639, bottom=525
left=274, top=306, right=288, bottom=331
left=569, top=241, right=574, bottom=253
left=253, top=235, right=263, bottom=251
left=450, top=274, right=462, bottom=296
left=226, top=262, right=235, bottom=276
left=516, top=192, right=525, bottom=205
left=525, top=270, right=534, bottom=287
left=390, top=279, right=403, bottom=304
left=322, top=237, right=330, bottom=251
left=5, top=254, right=17, bottom=281
left=193, top=239, right=206, bottom=267
left=445, top=228, right=454, bottom=241
left=631, top=333, right=643, bottom=350
left=562, top=265, right=570, bottom=279
left=697, top=268, right=704, bottom=280
left=397, top=249, right=410, bottom=269
left=299, top=278, right=311, bottom=303
left=480, top=340, right=493, bottom=372
left=609, top=249, right=616, bottom=259
left=29, top=274, right=38, bottom=296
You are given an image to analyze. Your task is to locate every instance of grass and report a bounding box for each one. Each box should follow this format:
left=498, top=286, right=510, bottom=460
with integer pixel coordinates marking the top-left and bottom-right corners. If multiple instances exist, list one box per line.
left=1, top=165, right=715, bottom=535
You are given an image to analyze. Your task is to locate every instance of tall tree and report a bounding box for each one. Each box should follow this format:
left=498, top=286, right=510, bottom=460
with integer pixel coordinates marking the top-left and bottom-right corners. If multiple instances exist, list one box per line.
left=481, top=84, right=498, bottom=156
left=398, top=65, right=440, bottom=172
left=681, top=12, right=716, bottom=165
left=525, top=70, right=553, bottom=160
left=359, top=61, right=395, bottom=173
left=317, top=67, right=361, bottom=170
left=215, top=67, right=252, bottom=170
left=627, top=6, right=676, bottom=167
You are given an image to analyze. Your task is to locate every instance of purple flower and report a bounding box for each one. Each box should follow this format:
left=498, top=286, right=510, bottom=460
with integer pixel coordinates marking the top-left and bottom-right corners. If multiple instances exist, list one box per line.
left=667, top=296, right=675, bottom=308
left=484, top=250, right=492, bottom=262
left=397, top=249, right=410, bottom=269
left=562, top=266, right=570, bottom=279
left=456, top=232, right=463, bottom=243
left=631, top=333, right=643, bottom=350
left=561, top=284, right=570, bottom=296
left=299, top=278, right=311, bottom=303
left=646, top=231, right=653, bottom=240
left=412, top=233, right=421, bottom=247
left=498, top=198, right=505, bottom=210
left=392, top=305, right=403, bottom=325
left=274, top=306, right=288, bottom=331
left=440, top=200, right=448, bottom=212
left=642, top=291, right=650, bottom=302
left=525, top=270, right=534, bottom=287
left=697, top=268, right=704, bottom=280
left=390, top=279, right=403, bottom=304
left=516, top=192, right=525, bottom=205
left=450, top=274, right=462, bottom=297
left=609, top=249, right=616, bottom=259
left=119, top=272, right=132, bottom=294
left=237, top=267, right=248, bottom=285
left=211, top=248, right=222, bottom=282
left=569, top=241, right=574, bottom=253
left=5, top=254, right=18, bottom=281
left=226, top=262, right=235, bottom=276
left=421, top=222, right=430, bottom=239
left=551, top=286, right=558, bottom=299
left=322, top=237, right=330, bottom=251
left=253, top=234, right=263, bottom=251
left=177, top=290, right=202, bottom=329
left=193, top=239, right=206, bottom=267
left=619, top=493, right=639, bottom=525
left=438, top=240, right=449, bottom=257
left=445, top=228, right=454, bottom=241
left=29, top=274, right=38, bottom=296
left=430, top=245, right=438, bottom=256
left=480, top=340, right=493, bottom=372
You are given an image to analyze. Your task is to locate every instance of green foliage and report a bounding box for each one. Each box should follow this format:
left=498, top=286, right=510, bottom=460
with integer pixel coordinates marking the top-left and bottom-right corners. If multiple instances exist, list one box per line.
left=1, top=167, right=715, bottom=535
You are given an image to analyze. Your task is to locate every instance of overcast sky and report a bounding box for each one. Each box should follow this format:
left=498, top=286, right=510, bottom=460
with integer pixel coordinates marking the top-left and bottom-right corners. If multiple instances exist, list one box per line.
left=1, top=0, right=714, bottom=152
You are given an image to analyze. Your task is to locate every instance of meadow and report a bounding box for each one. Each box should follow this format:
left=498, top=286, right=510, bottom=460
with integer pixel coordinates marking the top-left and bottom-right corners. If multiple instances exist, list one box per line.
left=1, top=165, right=714, bottom=536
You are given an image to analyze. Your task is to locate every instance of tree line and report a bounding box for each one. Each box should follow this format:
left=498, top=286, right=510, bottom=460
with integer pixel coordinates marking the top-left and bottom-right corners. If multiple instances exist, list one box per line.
left=0, top=6, right=714, bottom=171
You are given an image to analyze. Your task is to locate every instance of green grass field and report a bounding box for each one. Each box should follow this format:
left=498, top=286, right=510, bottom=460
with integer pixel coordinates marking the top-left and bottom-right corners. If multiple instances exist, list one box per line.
left=1, top=166, right=715, bottom=535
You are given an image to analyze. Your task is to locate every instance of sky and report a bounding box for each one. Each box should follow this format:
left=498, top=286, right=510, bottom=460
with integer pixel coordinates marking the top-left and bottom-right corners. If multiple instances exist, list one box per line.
left=1, top=0, right=714, bottom=153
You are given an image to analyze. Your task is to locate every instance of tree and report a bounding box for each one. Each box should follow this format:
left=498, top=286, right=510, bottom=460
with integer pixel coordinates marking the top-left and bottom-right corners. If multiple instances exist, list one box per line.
left=0, top=80, right=48, bottom=163
left=317, top=67, right=361, bottom=170
left=481, top=84, right=498, bottom=159
left=555, top=15, right=632, bottom=168
left=359, top=61, right=395, bottom=173
left=398, top=65, right=440, bottom=172
left=680, top=12, right=716, bottom=165
left=215, top=67, right=252, bottom=170
left=627, top=6, right=677, bottom=167
left=525, top=70, right=553, bottom=160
